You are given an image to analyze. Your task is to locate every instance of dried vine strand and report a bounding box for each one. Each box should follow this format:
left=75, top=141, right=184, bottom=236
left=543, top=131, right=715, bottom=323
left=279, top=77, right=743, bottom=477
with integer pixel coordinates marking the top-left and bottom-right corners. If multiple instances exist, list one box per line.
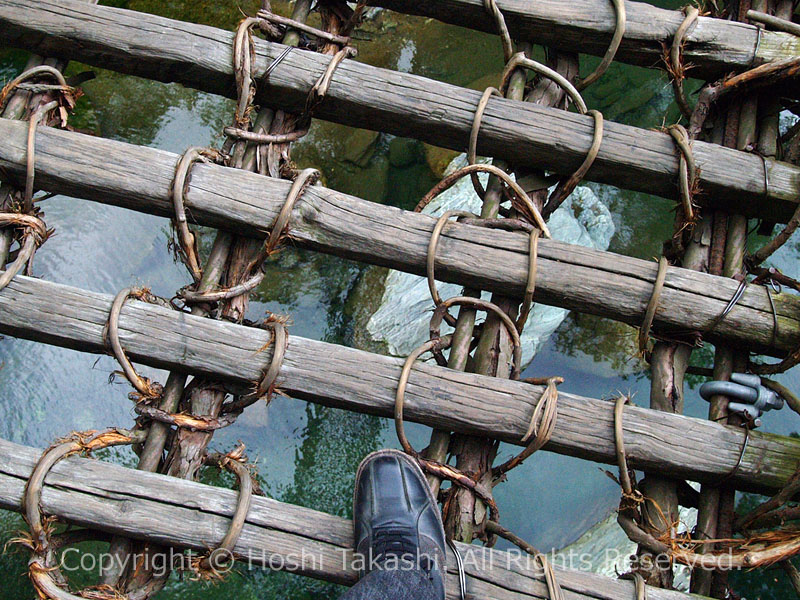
left=300, top=45, right=358, bottom=127
left=667, top=123, right=697, bottom=223
left=750, top=201, right=800, bottom=266
left=668, top=6, right=699, bottom=119
left=638, top=256, right=669, bottom=353
left=576, top=0, right=626, bottom=90
left=467, top=86, right=502, bottom=198
left=425, top=210, right=478, bottom=326
left=414, top=163, right=551, bottom=237
left=516, top=227, right=540, bottom=331
left=21, top=429, right=147, bottom=600
left=747, top=8, right=800, bottom=36
left=193, top=444, right=260, bottom=577
left=484, top=521, right=565, bottom=600
left=0, top=214, right=48, bottom=292
left=222, top=319, right=289, bottom=414
left=171, top=147, right=222, bottom=282
left=104, top=287, right=164, bottom=400
left=24, top=100, right=59, bottom=213
left=223, top=125, right=309, bottom=144
left=491, top=376, right=562, bottom=478
left=482, top=0, right=514, bottom=62
left=500, top=52, right=588, bottom=114
left=247, top=167, right=320, bottom=272
left=543, top=110, right=604, bottom=219
left=613, top=395, right=640, bottom=501
left=256, top=9, right=351, bottom=45
left=393, top=333, right=500, bottom=523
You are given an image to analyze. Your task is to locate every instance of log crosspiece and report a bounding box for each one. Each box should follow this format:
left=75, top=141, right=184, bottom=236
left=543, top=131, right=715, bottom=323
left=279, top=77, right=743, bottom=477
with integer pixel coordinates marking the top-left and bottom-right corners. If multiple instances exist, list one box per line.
left=2, top=119, right=799, bottom=358
left=5, top=0, right=800, bottom=220
left=0, top=436, right=713, bottom=600
left=364, top=0, right=800, bottom=76
left=3, top=274, right=800, bottom=494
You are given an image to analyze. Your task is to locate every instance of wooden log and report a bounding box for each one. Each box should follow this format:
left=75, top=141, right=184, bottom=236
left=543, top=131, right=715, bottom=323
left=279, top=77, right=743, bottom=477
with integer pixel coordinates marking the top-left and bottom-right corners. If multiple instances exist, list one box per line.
left=0, top=274, right=798, bottom=495
left=367, top=0, right=800, bottom=78
left=0, top=117, right=797, bottom=359
left=1, top=0, right=799, bottom=221
left=0, top=437, right=706, bottom=600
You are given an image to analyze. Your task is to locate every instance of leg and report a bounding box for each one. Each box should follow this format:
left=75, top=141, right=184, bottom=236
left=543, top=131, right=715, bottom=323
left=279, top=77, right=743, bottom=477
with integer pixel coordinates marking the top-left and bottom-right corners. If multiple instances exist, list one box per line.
left=338, top=567, right=438, bottom=600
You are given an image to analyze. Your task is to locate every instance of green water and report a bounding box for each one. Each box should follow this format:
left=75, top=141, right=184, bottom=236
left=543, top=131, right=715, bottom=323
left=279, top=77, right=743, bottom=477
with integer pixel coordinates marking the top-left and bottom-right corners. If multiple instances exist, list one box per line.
left=1, top=1, right=799, bottom=597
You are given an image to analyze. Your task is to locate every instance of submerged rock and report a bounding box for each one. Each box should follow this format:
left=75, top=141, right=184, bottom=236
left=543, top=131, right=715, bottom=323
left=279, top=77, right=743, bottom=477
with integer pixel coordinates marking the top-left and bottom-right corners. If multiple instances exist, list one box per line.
left=559, top=505, right=695, bottom=591
left=367, top=154, right=615, bottom=368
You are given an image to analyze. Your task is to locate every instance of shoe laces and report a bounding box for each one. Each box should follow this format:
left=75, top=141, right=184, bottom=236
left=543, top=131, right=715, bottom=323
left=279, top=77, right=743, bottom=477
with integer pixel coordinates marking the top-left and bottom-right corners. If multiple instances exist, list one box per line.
left=372, top=525, right=418, bottom=561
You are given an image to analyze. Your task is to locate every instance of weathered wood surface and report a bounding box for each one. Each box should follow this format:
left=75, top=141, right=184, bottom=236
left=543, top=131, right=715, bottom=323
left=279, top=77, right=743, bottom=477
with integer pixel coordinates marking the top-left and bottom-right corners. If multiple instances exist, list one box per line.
left=1, top=118, right=797, bottom=359
left=1, top=0, right=799, bottom=221
left=0, top=438, right=708, bottom=600
left=0, top=274, right=798, bottom=495
left=369, top=0, right=800, bottom=78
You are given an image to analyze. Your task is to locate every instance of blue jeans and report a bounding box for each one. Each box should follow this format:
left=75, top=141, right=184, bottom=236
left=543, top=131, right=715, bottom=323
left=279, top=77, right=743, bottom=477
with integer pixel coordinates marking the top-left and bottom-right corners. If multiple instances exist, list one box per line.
left=339, top=568, right=438, bottom=600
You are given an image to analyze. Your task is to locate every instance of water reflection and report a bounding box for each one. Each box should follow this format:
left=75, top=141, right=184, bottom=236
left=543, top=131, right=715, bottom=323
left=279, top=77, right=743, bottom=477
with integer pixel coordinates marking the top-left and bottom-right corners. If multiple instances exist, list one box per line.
left=0, top=1, right=798, bottom=598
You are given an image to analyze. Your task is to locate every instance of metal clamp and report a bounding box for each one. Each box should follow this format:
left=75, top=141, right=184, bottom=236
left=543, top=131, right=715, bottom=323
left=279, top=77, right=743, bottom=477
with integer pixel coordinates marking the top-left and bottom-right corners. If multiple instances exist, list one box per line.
left=699, top=372, right=783, bottom=426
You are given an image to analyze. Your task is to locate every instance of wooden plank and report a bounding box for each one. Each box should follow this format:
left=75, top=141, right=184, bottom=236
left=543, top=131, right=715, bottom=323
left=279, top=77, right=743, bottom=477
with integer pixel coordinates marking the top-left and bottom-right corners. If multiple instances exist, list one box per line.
left=368, top=0, right=800, bottom=78
left=0, top=117, right=797, bottom=359
left=0, top=0, right=798, bottom=221
left=0, top=437, right=706, bottom=600
left=0, top=274, right=798, bottom=495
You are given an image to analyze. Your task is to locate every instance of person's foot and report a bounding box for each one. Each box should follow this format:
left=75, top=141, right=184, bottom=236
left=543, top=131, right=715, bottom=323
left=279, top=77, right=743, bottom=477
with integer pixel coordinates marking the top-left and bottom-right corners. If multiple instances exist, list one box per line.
left=353, top=449, right=447, bottom=599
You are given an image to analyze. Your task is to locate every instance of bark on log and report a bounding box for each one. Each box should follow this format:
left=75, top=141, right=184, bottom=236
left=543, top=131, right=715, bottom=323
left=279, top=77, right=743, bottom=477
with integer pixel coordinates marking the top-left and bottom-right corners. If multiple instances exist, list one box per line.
left=0, top=118, right=797, bottom=359
left=0, top=437, right=708, bottom=600
left=367, top=0, right=800, bottom=78
left=1, top=0, right=799, bottom=220
left=0, top=274, right=799, bottom=495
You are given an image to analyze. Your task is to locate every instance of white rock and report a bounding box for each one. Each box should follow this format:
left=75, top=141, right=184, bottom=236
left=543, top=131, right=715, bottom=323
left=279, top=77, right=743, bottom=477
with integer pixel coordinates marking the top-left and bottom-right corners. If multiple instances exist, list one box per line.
left=558, top=503, right=697, bottom=591
left=367, top=154, right=615, bottom=368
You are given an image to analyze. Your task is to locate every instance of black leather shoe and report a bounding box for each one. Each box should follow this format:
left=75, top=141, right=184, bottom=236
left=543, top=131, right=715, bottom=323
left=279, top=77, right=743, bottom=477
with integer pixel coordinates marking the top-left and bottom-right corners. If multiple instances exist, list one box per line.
left=353, top=449, right=447, bottom=599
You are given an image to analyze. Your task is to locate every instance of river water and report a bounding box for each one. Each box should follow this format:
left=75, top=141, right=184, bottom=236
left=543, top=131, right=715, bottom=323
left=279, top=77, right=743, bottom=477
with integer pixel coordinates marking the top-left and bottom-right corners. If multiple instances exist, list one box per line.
left=1, top=1, right=798, bottom=598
